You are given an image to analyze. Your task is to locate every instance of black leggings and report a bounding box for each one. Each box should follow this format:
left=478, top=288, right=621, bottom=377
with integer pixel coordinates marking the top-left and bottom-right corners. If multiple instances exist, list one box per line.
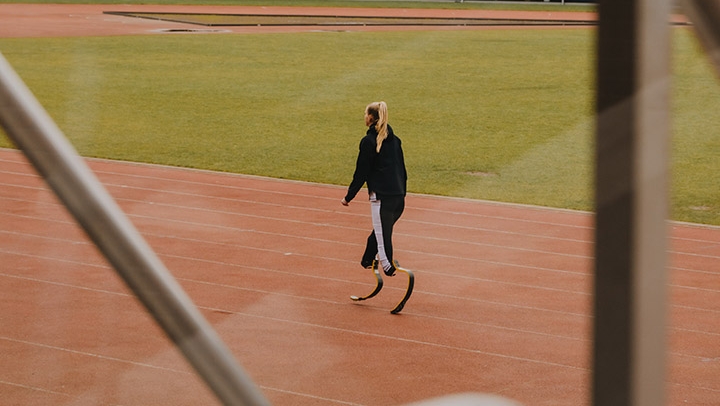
left=361, top=194, right=405, bottom=271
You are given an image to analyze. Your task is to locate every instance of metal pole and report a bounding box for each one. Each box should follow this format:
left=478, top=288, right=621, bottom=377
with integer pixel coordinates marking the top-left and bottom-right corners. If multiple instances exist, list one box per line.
left=683, top=0, right=720, bottom=77
left=0, top=52, right=269, bottom=406
left=593, top=1, right=670, bottom=406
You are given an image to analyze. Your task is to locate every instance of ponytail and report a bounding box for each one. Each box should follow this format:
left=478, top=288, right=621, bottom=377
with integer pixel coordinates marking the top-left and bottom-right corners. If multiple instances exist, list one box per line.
left=366, top=101, right=388, bottom=153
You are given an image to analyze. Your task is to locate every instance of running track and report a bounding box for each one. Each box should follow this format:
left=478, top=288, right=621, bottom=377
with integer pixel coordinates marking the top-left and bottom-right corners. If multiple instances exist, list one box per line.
left=0, top=4, right=717, bottom=406
left=1, top=147, right=719, bottom=405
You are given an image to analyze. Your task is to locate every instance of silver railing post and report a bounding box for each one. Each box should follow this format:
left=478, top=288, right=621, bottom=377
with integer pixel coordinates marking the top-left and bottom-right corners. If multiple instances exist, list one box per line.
left=593, top=1, right=671, bottom=405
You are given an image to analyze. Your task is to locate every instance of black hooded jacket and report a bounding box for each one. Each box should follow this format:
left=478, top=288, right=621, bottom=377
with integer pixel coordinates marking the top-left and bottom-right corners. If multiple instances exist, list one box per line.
left=344, top=124, right=407, bottom=203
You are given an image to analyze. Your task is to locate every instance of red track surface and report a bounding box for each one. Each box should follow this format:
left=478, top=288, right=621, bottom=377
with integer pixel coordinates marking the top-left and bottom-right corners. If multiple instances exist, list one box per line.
left=1, top=146, right=719, bottom=405
left=0, top=4, right=716, bottom=406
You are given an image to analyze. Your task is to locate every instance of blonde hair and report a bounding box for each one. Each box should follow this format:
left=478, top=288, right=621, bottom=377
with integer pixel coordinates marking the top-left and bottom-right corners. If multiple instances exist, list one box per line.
left=366, top=101, right=388, bottom=153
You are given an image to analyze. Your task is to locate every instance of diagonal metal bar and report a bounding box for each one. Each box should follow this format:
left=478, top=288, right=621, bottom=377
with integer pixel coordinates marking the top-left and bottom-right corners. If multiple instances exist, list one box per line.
left=683, top=0, right=720, bottom=76
left=0, top=52, right=269, bottom=406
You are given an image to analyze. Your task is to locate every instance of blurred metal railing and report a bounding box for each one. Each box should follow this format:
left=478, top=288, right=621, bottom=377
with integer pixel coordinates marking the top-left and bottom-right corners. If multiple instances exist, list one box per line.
left=593, top=1, right=671, bottom=405
left=683, top=0, right=720, bottom=76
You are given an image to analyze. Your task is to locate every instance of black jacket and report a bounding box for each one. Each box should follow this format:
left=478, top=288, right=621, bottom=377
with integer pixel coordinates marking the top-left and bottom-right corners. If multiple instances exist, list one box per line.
left=344, top=124, right=407, bottom=203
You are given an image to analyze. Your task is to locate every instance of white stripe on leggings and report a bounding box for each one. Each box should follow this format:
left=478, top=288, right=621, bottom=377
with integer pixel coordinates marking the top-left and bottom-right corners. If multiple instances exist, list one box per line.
left=369, top=192, right=391, bottom=272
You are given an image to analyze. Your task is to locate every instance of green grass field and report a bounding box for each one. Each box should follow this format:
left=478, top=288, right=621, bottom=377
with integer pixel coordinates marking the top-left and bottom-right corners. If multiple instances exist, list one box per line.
left=0, top=20, right=718, bottom=225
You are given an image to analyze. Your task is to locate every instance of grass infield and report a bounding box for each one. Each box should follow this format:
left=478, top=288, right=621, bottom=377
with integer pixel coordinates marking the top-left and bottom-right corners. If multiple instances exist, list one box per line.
left=0, top=21, right=717, bottom=225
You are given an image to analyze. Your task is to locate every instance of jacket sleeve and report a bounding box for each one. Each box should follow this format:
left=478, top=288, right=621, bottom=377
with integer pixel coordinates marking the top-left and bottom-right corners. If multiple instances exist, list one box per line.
left=399, top=139, right=408, bottom=189
left=344, top=137, right=375, bottom=203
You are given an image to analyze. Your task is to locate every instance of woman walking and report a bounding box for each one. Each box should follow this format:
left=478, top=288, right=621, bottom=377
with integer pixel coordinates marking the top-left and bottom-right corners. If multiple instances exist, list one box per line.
left=341, top=101, right=407, bottom=277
